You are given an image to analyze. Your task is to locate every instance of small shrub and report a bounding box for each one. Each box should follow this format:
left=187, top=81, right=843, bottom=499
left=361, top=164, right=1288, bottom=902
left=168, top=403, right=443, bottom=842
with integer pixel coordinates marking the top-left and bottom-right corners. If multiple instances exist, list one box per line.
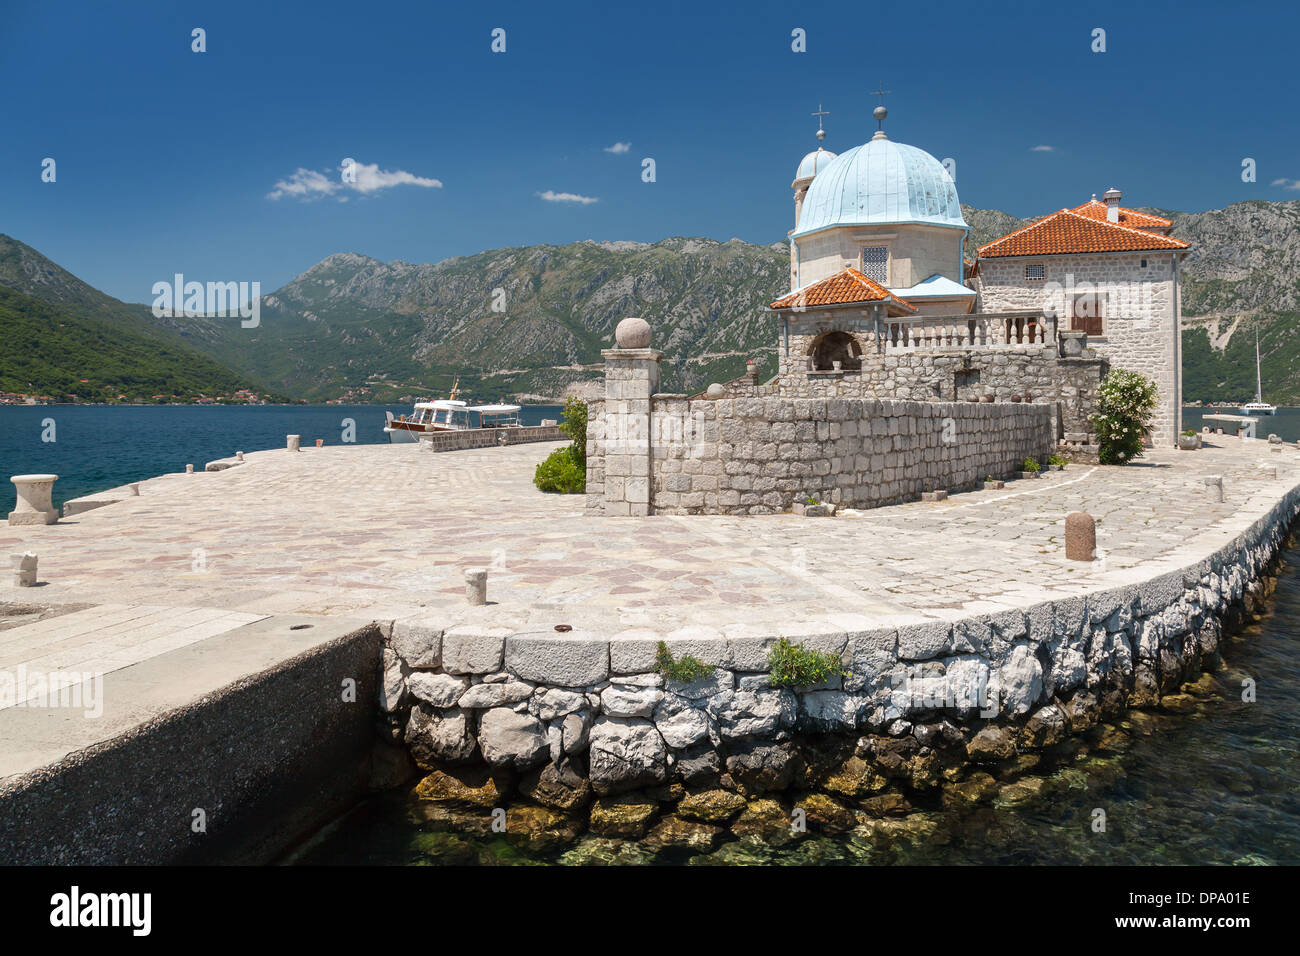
left=1022, top=456, right=1041, bottom=472
left=534, top=445, right=585, bottom=493
left=1047, top=454, right=1067, bottom=467
left=1092, top=368, right=1159, bottom=465
left=766, top=637, right=848, bottom=689
left=655, top=641, right=711, bottom=683
left=1181, top=428, right=1196, bottom=437
left=558, top=396, right=588, bottom=465
left=534, top=397, right=588, bottom=493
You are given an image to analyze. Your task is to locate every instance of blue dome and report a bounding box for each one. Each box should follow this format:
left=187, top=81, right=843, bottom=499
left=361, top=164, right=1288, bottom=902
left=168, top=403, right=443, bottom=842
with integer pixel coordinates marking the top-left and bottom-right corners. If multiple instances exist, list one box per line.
left=793, top=136, right=966, bottom=237
left=795, top=147, right=837, bottom=182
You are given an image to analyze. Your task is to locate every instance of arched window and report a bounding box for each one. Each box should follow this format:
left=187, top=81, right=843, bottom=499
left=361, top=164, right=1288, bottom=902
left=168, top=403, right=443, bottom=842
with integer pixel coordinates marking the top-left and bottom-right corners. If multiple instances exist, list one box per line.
left=809, top=330, right=862, bottom=371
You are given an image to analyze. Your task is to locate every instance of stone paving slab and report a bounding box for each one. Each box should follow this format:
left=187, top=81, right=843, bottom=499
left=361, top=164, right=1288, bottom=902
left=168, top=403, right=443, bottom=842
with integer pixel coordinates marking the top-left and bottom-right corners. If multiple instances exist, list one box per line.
left=1, top=437, right=1297, bottom=640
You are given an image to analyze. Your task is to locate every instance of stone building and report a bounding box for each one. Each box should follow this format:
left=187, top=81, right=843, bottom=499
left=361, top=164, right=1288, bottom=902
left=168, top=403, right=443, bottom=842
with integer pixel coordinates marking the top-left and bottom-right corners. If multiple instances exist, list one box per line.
left=973, top=191, right=1189, bottom=445
left=770, top=109, right=1189, bottom=447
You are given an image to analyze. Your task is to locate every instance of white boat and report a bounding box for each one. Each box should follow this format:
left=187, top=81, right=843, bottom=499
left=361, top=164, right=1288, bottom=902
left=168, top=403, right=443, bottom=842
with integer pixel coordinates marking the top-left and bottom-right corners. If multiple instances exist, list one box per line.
left=384, top=382, right=523, bottom=442
left=1240, top=330, right=1276, bottom=415
left=384, top=399, right=469, bottom=442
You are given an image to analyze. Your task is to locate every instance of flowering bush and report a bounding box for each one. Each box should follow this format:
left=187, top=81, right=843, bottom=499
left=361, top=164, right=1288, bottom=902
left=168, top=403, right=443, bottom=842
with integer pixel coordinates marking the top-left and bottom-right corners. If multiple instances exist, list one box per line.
left=1092, top=369, right=1159, bottom=465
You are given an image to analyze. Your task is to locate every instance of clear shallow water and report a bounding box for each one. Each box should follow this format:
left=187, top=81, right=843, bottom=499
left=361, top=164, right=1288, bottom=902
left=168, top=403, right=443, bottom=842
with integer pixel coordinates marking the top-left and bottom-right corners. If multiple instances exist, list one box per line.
left=292, top=544, right=1300, bottom=866
left=0, top=404, right=562, bottom=511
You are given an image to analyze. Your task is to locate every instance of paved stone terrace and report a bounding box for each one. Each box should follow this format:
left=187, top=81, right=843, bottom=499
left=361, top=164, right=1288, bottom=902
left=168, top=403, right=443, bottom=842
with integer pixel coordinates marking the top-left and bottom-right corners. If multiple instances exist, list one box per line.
left=3, top=436, right=1298, bottom=639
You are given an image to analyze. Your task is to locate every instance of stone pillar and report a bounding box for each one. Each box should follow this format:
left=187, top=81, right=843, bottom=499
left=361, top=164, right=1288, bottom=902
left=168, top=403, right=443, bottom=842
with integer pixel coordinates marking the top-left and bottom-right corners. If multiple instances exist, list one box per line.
left=464, top=567, right=487, bottom=606
left=287, top=435, right=301, bottom=452
left=1065, top=512, right=1096, bottom=561
left=1204, top=475, right=1224, bottom=502
left=11, top=551, right=37, bottom=587
left=601, top=317, right=661, bottom=517
left=8, top=474, right=58, bottom=525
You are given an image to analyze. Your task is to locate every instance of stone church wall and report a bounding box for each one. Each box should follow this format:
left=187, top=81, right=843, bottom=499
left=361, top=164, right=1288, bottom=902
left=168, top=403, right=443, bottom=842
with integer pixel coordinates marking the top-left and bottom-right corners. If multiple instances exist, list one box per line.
left=976, top=252, right=1180, bottom=445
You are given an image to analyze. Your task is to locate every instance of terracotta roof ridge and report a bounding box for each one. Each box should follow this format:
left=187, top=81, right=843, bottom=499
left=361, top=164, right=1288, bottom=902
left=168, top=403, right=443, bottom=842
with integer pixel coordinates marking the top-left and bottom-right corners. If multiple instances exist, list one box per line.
left=1059, top=208, right=1189, bottom=246
left=976, top=211, right=1067, bottom=254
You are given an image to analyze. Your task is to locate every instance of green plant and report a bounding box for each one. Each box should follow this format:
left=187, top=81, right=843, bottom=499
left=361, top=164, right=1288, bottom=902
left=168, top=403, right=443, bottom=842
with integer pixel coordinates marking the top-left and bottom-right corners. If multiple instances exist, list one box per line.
left=766, top=637, right=848, bottom=689
left=1092, top=368, right=1159, bottom=465
left=558, top=396, right=588, bottom=465
left=534, top=397, right=588, bottom=493
left=1047, top=454, right=1067, bottom=467
left=533, top=445, right=585, bottom=493
left=1022, top=456, right=1041, bottom=472
left=1181, top=428, right=1196, bottom=437
left=655, top=641, right=711, bottom=683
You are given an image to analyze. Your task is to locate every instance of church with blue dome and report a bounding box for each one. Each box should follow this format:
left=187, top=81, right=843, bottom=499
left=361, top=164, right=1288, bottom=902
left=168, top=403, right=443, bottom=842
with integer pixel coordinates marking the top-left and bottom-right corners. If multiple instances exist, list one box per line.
left=765, top=99, right=1190, bottom=447
left=786, top=104, right=975, bottom=315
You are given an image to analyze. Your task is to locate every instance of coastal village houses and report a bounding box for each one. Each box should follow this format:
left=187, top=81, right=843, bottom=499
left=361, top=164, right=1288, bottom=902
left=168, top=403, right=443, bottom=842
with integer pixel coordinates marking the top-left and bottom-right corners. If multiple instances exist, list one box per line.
left=770, top=106, right=1191, bottom=446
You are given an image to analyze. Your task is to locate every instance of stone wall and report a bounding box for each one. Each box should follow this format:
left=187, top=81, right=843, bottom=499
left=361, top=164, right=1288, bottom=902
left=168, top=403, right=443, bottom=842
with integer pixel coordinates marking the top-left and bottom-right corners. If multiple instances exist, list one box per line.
left=420, top=424, right=565, bottom=453
left=774, top=308, right=1105, bottom=440
left=382, top=483, right=1299, bottom=837
left=637, top=396, right=1054, bottom=515
left=976, top=252, right=1181, bottom=445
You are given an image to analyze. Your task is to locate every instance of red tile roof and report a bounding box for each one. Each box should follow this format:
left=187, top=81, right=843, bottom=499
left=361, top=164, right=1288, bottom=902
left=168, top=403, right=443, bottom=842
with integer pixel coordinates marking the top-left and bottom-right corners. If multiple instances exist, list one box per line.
left=769, top=267, right=916, bottom=312
left=1069, top=198, right=1172, bottom=231
left=977, top=209, right=1189, bottom=258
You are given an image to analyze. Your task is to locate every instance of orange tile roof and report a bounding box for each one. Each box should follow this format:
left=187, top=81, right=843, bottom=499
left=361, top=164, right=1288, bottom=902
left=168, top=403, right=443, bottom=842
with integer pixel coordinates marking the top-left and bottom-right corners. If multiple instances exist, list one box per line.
left=977, top=209, right=1189, bottom=258
left=769, top=267, right=917, bottom=312
left=1069, top=198, right=1172, bottom=231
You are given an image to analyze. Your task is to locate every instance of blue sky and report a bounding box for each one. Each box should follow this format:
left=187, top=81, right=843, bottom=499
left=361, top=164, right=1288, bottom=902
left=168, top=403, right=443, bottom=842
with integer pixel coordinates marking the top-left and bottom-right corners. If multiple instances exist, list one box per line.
left=3, top=0, right=1296, bottom=303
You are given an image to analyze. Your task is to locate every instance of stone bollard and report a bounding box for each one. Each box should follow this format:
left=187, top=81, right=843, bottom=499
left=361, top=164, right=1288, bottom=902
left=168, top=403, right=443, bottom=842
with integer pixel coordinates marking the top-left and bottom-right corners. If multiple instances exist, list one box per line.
left=464, top=567, right=488, bottom=606
left=128, top=482, right=140, bottom=496
left=315, top=439, right=323, bottom=448
left=1065, top=512, right=1096, bottom=561
left=236, top=451, right=245, bottom=462
left=1268, top=434, right=1281, bottom=444
left=8, top=474, right=59, bottom=526
left=1204, top=475, right=1224, bottom=502
left=186, top=464, right=195, bottom=474
left=287, top=435, right=301, bottom=452
left=1259, top=463, right=1278, bottom=479
left=10, top=551, right=37, bottom=587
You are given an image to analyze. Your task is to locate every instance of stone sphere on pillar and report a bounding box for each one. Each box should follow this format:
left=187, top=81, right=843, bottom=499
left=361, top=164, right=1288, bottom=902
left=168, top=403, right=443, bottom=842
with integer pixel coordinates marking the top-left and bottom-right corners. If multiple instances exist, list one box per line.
left=706, top=383, right=726, bottom=399
left=615, top=317, right=651, bottom=349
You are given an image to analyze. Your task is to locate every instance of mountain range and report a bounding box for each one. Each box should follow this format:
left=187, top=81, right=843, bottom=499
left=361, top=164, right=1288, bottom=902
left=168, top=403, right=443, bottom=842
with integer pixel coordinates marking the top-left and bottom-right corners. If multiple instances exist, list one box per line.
left=2, top=198, right=1297, bottom=405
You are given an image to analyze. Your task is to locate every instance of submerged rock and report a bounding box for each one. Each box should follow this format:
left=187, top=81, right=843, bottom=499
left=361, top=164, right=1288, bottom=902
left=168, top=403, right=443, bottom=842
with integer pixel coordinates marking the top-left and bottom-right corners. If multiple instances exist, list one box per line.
left=643, top=814, right=724, bottom=853
left=796, top=793, right=857, bottom=833
left=588, top=794, right=660, bottom=838
left=414, top=767, right=503, bottom=807
left=676, top=789, right=746, bottom=824
left=504, top=804, right=583, bottom=852
left=730, top=798, right=793, bottom=841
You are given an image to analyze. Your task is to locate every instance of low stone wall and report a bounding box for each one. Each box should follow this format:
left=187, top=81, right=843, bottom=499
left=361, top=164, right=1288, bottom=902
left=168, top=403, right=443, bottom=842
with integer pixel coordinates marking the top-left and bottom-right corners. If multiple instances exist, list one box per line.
left=382, top=482, right=1298, bottom=839
left=420, top=425, right=565, bottom=453
left=0, top=622, right=383, bottom=864
left=589, top=396, right=1055, bottom=516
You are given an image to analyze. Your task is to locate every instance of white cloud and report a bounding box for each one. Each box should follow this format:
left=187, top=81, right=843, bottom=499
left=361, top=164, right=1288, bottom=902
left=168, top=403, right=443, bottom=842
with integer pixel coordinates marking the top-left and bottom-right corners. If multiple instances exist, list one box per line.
left=603, top=141, right=631, bottom=154
left=537, top=190, right=599, bottom=205
left=268, top=159, right=443, bottom=201
left=1271, top=177, right=1300, bottom=191
left=1030, top=145, right=1055, bottom=152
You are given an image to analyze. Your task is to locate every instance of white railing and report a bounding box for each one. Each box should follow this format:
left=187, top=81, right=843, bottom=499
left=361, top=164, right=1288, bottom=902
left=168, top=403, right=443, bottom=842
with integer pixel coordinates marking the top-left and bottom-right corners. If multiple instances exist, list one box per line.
left=882, top=313, right=1057, bottom=352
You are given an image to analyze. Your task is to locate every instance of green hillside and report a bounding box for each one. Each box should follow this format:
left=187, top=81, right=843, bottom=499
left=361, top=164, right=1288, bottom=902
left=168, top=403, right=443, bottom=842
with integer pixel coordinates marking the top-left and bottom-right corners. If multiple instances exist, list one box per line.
left=0, top=285, right=267, bottom=401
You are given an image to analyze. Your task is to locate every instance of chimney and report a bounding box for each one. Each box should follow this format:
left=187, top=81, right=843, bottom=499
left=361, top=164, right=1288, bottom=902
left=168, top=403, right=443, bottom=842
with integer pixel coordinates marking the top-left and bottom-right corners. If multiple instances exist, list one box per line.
left=1103, top=187, right=1121, bottom=223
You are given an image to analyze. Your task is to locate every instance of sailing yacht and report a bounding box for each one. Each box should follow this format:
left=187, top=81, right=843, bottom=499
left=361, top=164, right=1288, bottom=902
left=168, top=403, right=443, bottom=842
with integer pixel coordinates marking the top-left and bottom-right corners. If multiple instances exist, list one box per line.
left=1241, top=329, right=1277, bottom=415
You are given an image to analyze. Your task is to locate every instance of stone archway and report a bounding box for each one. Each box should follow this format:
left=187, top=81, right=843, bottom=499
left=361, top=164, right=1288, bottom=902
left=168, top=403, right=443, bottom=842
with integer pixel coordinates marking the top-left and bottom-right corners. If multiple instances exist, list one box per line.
left=808, top=330, right=862, bottom=371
